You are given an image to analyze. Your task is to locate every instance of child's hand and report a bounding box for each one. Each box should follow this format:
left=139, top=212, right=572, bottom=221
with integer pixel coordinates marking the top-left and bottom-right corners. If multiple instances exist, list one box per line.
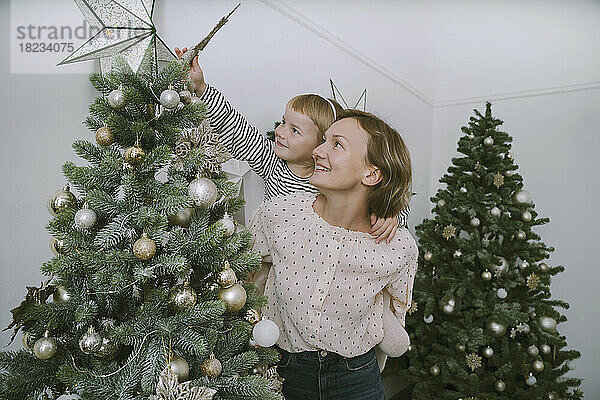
left=370, top=214, right=398, bottom=244
left=174, top=47, right=207, bottom=96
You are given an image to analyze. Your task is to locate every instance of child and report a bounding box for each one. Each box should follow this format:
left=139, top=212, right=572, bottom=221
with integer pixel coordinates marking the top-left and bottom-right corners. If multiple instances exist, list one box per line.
left=174, top=47, right=409, bottom=242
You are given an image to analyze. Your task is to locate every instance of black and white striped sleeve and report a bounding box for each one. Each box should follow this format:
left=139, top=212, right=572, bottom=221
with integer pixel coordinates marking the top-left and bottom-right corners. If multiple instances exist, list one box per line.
left=397, top=204, right=411, bottom=229
left=199, top=84, right=278, bottom=180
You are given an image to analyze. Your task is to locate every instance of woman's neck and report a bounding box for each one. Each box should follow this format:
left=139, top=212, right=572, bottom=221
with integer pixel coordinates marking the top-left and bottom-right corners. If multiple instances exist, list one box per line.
left=286, top=159, right=315, bottom=178
left=313, top=191, right=372, bottom=233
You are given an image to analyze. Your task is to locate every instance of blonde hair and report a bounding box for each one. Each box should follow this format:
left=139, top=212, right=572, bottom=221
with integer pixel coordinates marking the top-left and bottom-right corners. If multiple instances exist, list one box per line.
left=287, top=94, right=344, bottom=138
left=338, top=109, right=412, bottom=219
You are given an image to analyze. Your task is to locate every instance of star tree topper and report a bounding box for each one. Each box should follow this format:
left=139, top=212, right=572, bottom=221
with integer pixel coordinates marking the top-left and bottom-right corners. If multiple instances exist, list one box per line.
left=58, top=0, right=174, bottom=75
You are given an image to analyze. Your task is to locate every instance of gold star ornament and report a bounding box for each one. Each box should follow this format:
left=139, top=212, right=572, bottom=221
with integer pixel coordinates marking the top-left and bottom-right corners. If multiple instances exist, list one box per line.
left=465, top=353, right=482, bottom=371
left=407, top=301, right=418, bottom=315
left=493, top=172, right=505, bottom=188
left=526, top=273, right=540, bottom=290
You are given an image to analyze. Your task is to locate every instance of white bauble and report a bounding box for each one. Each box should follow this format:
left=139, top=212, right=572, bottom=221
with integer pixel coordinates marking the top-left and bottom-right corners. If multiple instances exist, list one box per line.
left=253, top=318, right=280, bottom=347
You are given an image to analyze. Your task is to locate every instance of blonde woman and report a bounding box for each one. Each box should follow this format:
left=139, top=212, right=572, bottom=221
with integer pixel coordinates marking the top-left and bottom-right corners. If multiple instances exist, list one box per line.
left=249, top=110, right=417, bottom=399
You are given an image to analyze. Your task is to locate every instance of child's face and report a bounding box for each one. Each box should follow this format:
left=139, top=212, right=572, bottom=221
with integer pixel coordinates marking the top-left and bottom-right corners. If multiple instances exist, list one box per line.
left=274, top=105, right=321, bottom=164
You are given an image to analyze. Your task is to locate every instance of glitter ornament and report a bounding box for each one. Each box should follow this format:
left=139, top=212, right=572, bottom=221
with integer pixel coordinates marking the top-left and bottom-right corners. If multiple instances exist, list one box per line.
left=171, top=282, right=197, bottom=309
left=74, top=204, right=97, bottom=230
left=188, top=177, right=219, bottom=208
left=200, top=353, right=222, bottom=378
left=133, top=233, right=156, bottom=260
left=95, top=126, right=114, bottom=146
left=124, top=143, right=146, bottom=167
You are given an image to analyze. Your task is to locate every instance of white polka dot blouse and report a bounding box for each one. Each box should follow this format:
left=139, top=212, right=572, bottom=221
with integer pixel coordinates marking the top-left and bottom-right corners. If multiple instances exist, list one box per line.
left=248, top=191, right=418, bottom=358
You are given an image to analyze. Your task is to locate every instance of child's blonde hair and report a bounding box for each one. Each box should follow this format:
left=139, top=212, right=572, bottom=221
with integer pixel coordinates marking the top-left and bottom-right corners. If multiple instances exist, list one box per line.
left=287, top=95, right=344, bottom=137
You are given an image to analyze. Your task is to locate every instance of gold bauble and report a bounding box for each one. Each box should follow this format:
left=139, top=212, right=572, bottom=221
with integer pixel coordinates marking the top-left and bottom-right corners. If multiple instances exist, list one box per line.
left=124, top=144, right=146, bottom=167
left=217, top=262, right=237, bottom=288
left=217, top=283, right=247, bottom=312
left=244, top=308, right=261, bottom=325
left=201, top=354, right=222, bottom=378
left=50, top=237, right=66, bottom=255
left=47, top=184, right=77, bottom=216
left=424, top=251, right=433, bottom=261
left=133, top=233, right=156, bottom=260
left=95, top=126, right=114, bottom=146
left=171, top=283, right=197, bottom=309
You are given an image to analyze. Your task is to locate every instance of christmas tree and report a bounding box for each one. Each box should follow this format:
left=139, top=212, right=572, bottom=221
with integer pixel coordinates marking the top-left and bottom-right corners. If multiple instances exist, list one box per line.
left=387, top=103, right=582, bottom=400
left=0, top=56, right=283, bottom=400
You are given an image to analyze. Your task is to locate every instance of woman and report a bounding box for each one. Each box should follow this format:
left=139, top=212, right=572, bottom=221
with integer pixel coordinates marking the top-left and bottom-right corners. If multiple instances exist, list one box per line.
left=249, top=110, right=418, bottom=400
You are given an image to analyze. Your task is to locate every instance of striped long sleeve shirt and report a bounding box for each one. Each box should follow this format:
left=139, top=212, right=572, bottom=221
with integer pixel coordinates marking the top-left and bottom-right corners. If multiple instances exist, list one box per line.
left=198, top=84, right=410, bottom=227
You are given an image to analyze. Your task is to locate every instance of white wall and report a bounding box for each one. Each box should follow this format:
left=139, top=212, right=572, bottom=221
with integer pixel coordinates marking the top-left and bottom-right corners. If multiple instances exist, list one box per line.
left=1, top=0, right=598, bottom=397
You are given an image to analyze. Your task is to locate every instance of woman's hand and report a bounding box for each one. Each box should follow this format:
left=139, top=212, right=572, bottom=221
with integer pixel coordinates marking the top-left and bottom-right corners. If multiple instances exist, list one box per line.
left=174, top=47, right=207, bottom=96
left=370, top=214, right=398, bottom=244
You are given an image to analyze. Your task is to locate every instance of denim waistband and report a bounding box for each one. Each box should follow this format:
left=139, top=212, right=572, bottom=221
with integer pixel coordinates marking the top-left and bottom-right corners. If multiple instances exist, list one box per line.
left=275, top=345, right=375, bottom=363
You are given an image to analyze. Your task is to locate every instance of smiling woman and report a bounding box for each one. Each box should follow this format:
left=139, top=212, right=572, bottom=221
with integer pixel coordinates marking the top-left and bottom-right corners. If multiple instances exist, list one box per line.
left=248, top=109, right=417, bottom=400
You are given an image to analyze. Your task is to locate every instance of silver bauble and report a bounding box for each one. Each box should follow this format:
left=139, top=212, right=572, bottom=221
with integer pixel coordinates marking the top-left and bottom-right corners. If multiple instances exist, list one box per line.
left=566, top=360, right=576, bottom=370
left=504, top=169, right=514, bottom=177
left=483, top=136, right=494, bottom=146
left=490, top=206, right=501, bottom=217
left=455, top=343, right=466, bottom=352
left=483, top=346, right=494, bottom=358
left=539, top=262, right=549, bottom=272
left=133, top=233, right=156, bottom=260
left=189, top=95, right=202, bottom=104
left=53, top=285, right=71, bottom=302
left=48, top=184, right=77, bottom=216
left=526, top=374, right=537, bottom=386
left=424, top=314, right=434, bottom=324
left=79, top=327, right=102, bottom=354
left=481, top=270, right=492, bottom=281
left=95, top=337, right=118, bottom=359
left=218, top=283, right=247, bottom=312
left=506, top=151, right=514, bottom=160
left=95, top=126, right=114, bottom=146
left=108, top=88, right=125, bottom=109
left=74, top=207, right=97, bottom=230
left=172, top=283, right=197, bottom=308
left=217, top=264, right=238, bottom=288
left=540, top=343, right=551, bottom=354
left=539, top=316, right=557, bottom=333
left=437, top=199, right=446, bottom=207
left=496, top=288, right=508, bottom=299
left=179, top=89, right=192, bottom=104
left=516, top=230, right=526, bottom=240
left=248, top=336, right=258, bottom=348
left=520, top=260, right=530, bottom=270
left=522, top=211, right=532, bottom=222
left=429, top=365, right=440, bottom=376
left=495, top=380, right=506, bottom=392
left=168, top=207, right=194, bottom=228
left=532, top=360, right=544, bottom=372
left=218, top=213, right=236, bottom=237
left=160, top=89, right=180, bottom=109
left=188, top=177, right=219, bottom=208
left=495, top=257, right=509, bottom=274
left=548, top=392, right=558, bottom=400
left=527, top=345, right=539, bottom=357
left=521, top=323, right=531, bottom=334
left=170, top=355, right=190, bottom=381
left=57, top=394, right=81, bottom=400
left=487, top=321, right=506, bottom=337
left=50, top=237, right=66, bottom=256
left=34, top=332, right=58, bottom=359
left=424, top=251, right=433, bottom=261
left=470, top=217, right=480, bottom=227
left=22, top=331, right=37, bottom=351
left=442, top=304, right=455, bottom=315
left=459, top=187, right=467, bottom=194
left=514, top=189, right=532, bottom=204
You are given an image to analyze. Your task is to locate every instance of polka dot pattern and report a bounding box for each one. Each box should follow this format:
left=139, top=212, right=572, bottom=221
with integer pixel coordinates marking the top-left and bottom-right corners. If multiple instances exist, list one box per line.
left=248, top=192, right=418, bottom=358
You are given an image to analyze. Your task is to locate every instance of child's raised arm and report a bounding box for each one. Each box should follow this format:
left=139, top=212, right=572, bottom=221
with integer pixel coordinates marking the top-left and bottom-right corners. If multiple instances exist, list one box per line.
left=176, top=49, right=278, bottom=181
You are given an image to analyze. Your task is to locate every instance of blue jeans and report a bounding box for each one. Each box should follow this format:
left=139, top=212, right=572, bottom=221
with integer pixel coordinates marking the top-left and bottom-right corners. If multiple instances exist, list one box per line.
left=275, top=346, right=385, bottom=400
